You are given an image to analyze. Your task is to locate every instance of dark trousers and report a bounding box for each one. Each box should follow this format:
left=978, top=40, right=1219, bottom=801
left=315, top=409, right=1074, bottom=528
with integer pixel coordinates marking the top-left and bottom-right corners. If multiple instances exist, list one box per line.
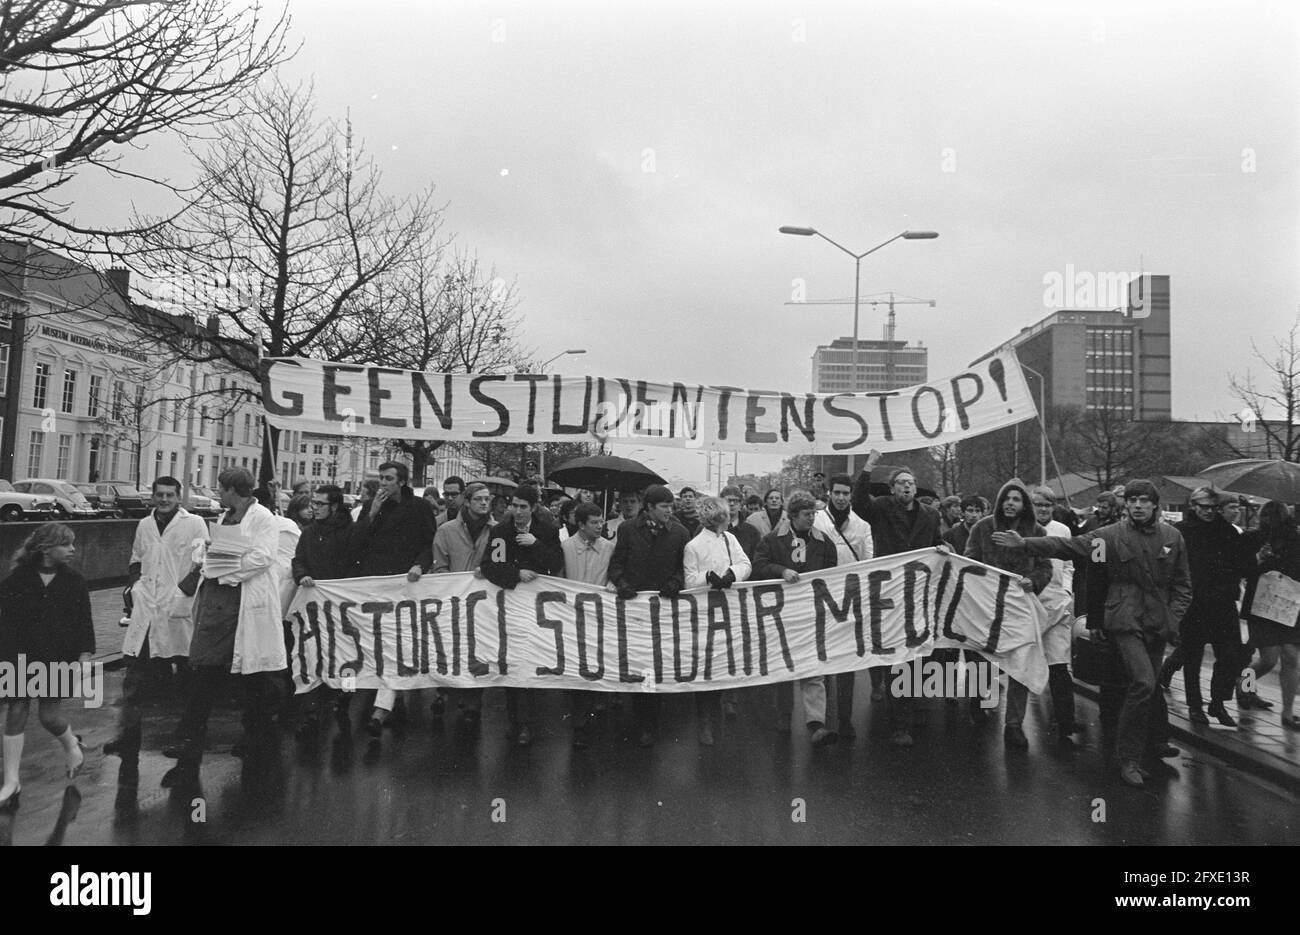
left=1111, top=630, right=1169, bottom=766
left=834, top=671, right=855, bottom=725
left=1177, top=633, right=1243, bottom=710
left=117, top=642, right=188, bottom=760
left=175, top=665, right=281, bottom=765
left=1048, top=663, right=1076, bottom=732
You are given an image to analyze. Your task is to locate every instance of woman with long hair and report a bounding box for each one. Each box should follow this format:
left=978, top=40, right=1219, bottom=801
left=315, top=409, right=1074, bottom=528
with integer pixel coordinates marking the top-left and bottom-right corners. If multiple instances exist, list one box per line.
left=0, top=523, right=94, bottom=810
left=1241, top=500, right=1300, bottom=729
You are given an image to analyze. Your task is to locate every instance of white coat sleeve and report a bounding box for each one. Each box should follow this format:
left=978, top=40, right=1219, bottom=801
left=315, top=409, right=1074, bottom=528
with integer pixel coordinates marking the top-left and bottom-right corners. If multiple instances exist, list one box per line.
left=218, top=514, right=276, bottom=585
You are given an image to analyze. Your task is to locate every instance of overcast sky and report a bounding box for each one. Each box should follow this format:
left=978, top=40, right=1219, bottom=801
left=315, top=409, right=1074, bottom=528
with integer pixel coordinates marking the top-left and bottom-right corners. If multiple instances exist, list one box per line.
left=89, top=0, right=1300, bottom=487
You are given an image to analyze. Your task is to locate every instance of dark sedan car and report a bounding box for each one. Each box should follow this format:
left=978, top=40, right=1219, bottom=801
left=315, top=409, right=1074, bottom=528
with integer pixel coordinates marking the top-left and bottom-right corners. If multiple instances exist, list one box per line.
left=95, top=482, right=151, bottom=519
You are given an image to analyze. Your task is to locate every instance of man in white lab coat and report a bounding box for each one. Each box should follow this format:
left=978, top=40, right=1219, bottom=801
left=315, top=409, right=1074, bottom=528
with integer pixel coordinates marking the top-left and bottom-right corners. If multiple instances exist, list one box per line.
left=105, top=476, right=209, bottom=780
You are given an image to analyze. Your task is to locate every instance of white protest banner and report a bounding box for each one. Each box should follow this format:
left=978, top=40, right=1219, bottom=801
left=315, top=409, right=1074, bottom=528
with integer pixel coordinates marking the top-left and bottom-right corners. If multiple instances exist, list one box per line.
left=284, top=550, right=1048, bottom=695
left=1251, top=571, right=1300, bottom=627
left=260, top=351, right=1036, bottom=455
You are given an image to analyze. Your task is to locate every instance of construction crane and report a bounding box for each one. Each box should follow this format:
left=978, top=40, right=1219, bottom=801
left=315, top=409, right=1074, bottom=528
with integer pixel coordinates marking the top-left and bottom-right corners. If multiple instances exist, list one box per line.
left=786, top=291, right=936, bottom=388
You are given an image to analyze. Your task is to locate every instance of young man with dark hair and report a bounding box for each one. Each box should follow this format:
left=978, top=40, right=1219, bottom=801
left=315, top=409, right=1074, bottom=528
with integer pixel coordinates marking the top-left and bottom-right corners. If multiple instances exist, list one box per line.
left=754, top=491, right=840, bottom=746
left=562, top=501, right=614, bottom=747
left=608, top=484, right=689, bottom=747
left=105, top=476, right=209, bottom=784
left=351, top=461, right=437, bottom=736
left=994, top=480, right=1192, bottom=788
left=676, top=486, right=701, bottom=538
left=482, top=484, right=563, bottom=746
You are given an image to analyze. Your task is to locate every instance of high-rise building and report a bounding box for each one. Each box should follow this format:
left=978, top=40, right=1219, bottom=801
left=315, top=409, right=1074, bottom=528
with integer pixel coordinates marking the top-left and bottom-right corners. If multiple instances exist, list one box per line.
left=972, top=274, right=1171, bottom=419
left=811, top=337, right=929, bottom=393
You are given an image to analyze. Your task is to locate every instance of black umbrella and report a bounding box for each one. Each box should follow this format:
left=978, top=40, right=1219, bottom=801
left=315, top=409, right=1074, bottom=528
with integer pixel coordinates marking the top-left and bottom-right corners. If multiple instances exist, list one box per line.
left=1196, top=459, right=1300, bottom=504
left=547, top=455, right=666, bottom=492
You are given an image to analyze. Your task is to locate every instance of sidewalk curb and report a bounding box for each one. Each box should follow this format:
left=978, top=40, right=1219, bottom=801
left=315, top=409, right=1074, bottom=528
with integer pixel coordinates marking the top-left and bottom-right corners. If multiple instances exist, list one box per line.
left=1073, top=680, right=1300, bottom=796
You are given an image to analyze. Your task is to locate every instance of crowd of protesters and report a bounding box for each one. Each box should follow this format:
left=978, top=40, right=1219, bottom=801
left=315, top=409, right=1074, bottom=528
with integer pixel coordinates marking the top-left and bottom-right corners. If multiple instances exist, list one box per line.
left=0, top=453, right=1295, bottom=810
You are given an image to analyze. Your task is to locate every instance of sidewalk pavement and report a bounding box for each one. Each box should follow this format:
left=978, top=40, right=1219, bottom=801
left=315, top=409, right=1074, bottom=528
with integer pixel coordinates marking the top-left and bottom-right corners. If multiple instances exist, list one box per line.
left=86, top=587, right=1300, bottom=793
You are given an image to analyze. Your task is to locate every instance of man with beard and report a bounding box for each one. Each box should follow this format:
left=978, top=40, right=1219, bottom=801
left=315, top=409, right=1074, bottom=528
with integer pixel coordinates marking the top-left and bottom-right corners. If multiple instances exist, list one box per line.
left=994, top=480, right=1191, bottom=788
left=965, top=479, right=1052, bottom=750
left=482, top=484, right=563, bottom=746
left=813, top=474, right=873, bottom=739
left=852, top=452, right=947, bottom=747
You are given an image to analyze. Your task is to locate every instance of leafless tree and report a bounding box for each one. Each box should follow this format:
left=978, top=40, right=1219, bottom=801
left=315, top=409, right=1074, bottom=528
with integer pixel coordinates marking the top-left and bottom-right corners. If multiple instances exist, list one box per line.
left=1227, top=313, right=1300, bottom=462
left=0, top=0, right=292, bottom=253
left=125, top=78, right=443, bottom=485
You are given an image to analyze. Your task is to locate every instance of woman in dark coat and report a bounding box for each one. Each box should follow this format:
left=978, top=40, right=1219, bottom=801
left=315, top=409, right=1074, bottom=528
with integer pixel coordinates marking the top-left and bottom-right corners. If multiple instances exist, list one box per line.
left=0, top=523, right=94, bottom=810
left=1240, top=501, right=1300, bottom=729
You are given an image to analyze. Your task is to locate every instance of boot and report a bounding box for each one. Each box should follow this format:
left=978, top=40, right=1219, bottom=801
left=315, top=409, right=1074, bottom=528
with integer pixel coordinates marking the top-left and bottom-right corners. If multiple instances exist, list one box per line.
left=0, top=733, right=23, bottom=809
left=1208, top=701, right=1237, bottom=727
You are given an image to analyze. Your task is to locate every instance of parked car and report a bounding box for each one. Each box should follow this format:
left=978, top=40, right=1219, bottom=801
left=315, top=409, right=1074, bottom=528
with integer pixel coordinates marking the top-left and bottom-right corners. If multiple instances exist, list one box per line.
left=0, top=480, right=58, bottom=522
left=12, top=479, right=99, bottom=520
left=184, top=485, right=221, bottom=518
left=72, top=482, right=116, bottom=518
left=93, top=482, right=151, bottom=519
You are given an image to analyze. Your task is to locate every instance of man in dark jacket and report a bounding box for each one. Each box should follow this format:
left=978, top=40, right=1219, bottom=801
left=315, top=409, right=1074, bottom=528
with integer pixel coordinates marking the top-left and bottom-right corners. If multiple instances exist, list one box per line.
left=675, top=486, right=702, bottom=538
left=851, top=450, right=945, bottom=746
left=289, top=484, right=356, bottom=740
left=994, top=480, right=1192, bottom=789
left=754, top=491, right=840, bottom=746
left=1162, top=487, right=1252, bottom=725
left=351, top=462, right=436, bottom=734
left=964, top=478, right=1052, bottom=750
left=942, top=495, right=985, bottom=555
left=481, top=484, right=563, bottom=746
left=608, top=484, right=689, bottom=747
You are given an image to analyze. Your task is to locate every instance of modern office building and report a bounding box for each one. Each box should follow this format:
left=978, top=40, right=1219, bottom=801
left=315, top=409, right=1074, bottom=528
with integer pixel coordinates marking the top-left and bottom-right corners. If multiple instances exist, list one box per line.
left=972, top=274, right=1172, bottom=419
left=811, top=337, right=929, bottom=393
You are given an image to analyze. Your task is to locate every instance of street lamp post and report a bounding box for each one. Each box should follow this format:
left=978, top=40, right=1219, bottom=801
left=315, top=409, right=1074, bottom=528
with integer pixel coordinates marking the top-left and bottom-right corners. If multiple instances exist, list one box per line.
left=1021, top=362, right=1047, bottom=485
left=537, top=349, right=586, bottom=481
left=779, top=226, right=938, bottom=473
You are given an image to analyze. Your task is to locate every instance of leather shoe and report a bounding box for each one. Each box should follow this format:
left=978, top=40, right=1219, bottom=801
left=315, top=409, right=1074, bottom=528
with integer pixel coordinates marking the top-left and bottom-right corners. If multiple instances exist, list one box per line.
left=1208, top=702, right=1237, bottom=728
left=1152, top=744, right=1180, bottom=759
left=1188, top=708, right=1210, bottom=725
left=1238, top=692, right=1273, bottom=711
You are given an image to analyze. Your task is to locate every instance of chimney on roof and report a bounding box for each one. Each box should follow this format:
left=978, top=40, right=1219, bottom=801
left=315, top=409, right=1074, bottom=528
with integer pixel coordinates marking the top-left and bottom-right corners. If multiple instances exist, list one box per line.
left=106, top=267, right=130, bottom=297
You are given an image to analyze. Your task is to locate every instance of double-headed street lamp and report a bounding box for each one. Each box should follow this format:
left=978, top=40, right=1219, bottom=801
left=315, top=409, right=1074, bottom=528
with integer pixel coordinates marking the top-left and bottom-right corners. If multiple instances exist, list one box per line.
left=779, top=226, right=938, bottom=471
left=537, top=349, right=586, bottom=480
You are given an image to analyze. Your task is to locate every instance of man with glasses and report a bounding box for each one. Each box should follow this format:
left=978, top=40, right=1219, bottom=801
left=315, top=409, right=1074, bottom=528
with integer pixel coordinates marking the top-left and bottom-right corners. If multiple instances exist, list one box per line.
left=432, top=482, right=496, bottom=729
left=481, top=484, right=563, bottom=746
left=290, top=484, right=358, bottom=740
left=436, top=476, right=465, bottom=527
left=1158, top=487, right=1253, bottom=726
left=994, top=480, right=1191, bottom=788
left=852, top=451, right=947, bottom=747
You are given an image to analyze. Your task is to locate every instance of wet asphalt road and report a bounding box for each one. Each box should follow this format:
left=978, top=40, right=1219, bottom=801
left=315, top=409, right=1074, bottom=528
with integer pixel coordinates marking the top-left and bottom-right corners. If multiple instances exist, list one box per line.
left=3, top=670, right=1296, bottom=846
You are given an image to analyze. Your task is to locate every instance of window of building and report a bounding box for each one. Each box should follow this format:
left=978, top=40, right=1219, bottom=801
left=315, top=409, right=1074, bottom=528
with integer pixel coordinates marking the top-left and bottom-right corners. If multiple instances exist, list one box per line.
left=298, top=460, right=306, bottom=478
left=110, top=441, right=120, bottom=479
left=0, top=344, right=10, bottom=389
left=169, top=451, right=178, bottom=475
left=299, top=442, right=307, bottom=454
left=32, top=362, right=50, bottom=409
left=328, top=444, right=338, bottom=456
left=173, top=400, right=182, bottom=433
left=87, top=374, right=101, bottom=417
left=311, top=460, right=322, bottom=477
left=215, top=412, right=225, bottom=446
left=241, top=457, right=248, bottom=469
left=154, top=450, right=163, bottom=477
left=251, top=458, right=258, bottom=477
left=243, top=413, right=251, bottom=445
left=27, top=430, right=43, bottom=477
left=312, top=443, right=323, bottom=455
left=157, top=399, right=168, bottom=430
left=112, top=381, right=125, bottom=421
left=226, top=413, right=235, bottom=447
left=127, top=447, right=138, bottom=485
left=60, top=369, right=76, bottom=414
left=56, top=434, right=71, bottom=476
left=199, top=406, right=206, bottom=438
